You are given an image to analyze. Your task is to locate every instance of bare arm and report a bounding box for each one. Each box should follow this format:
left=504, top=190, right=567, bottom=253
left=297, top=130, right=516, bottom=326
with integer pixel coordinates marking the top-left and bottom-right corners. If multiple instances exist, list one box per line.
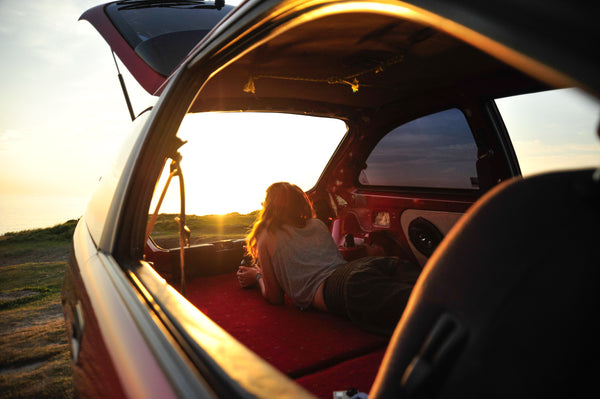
left=236, top=232, right=284, bottom=305
left=256, top=235, right=285, bottom=305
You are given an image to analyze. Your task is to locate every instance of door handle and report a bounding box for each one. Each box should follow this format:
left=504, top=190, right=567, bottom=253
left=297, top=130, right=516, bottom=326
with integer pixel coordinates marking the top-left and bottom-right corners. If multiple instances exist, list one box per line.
left=70, top=301, right=85, bottom=364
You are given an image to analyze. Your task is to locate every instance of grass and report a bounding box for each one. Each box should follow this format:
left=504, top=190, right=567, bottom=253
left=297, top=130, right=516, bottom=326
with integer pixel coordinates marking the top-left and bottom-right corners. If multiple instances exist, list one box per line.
left=150, top=211, right=258, bottom=246
left=0, top=262, right=73, bottom=399
left=0, top=220, right=77, bottom=267
left=0, top=212, right=258, bottom=398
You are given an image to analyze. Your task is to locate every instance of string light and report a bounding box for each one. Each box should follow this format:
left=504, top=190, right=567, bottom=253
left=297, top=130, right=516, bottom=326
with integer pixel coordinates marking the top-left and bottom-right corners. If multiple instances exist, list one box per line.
left=242, top=54, right=404, bottom=94
left=243, top=76, right=256, bottom=94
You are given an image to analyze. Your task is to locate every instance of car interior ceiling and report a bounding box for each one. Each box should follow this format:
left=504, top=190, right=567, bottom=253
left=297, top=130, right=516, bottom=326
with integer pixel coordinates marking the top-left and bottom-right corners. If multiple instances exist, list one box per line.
left=189, top=11, right=545, bottom=115
left=140, top=8, right=597, bottom=399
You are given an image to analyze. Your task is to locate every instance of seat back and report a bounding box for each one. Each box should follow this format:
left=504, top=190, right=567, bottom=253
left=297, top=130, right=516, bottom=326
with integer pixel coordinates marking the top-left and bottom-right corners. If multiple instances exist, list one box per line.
left=371, top=168, right=600, bottom=398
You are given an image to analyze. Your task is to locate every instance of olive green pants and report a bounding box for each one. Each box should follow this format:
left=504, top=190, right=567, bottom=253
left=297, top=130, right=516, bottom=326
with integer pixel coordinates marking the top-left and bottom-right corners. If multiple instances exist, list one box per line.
left=323, top=256, right=418, bottom=336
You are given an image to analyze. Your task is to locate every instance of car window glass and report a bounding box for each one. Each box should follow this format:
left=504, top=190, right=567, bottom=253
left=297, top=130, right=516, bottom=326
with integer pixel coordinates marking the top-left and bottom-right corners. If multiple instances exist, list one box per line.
left=359, top=108, right=479, bottom=189
left=86, top=110, right=151, bottom=242
left=147, top=112, right=347, bottom=247
left=105, top=3, right=235, bottom=76
left=495, top=88, right=600, bottom=176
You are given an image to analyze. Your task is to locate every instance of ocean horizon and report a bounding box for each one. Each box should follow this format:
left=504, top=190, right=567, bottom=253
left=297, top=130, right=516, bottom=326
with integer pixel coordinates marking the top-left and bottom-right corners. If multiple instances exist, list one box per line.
left=0, top=194, right=89, bottom=236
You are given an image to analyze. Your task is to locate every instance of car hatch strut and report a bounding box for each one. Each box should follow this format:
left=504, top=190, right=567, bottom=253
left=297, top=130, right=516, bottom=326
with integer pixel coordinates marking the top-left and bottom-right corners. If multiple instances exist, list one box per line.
left=146, top=148, right=190, bottom=296
left=112, top=51, right=136, bottom=121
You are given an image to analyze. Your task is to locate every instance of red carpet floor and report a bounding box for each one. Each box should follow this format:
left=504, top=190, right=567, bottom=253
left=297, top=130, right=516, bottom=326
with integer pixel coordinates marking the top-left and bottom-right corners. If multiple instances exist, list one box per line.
left=186, top=272, right=389, bottom=397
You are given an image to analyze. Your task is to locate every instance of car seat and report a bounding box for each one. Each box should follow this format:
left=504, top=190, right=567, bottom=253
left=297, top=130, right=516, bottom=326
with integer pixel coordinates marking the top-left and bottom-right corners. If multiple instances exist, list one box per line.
left=370, top=168, right=600, bottom=398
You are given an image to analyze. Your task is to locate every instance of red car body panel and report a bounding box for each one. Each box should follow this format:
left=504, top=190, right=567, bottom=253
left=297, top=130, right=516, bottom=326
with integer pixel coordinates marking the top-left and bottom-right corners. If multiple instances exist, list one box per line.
left=62, top=254, right=128, bottom=399
left=64, top=221, right=181, bottom=398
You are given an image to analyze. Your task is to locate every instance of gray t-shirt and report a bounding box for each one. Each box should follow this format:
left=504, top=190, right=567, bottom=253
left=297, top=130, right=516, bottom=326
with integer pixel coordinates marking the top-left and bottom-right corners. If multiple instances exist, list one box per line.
left=271, top=218, right=345, bottom=309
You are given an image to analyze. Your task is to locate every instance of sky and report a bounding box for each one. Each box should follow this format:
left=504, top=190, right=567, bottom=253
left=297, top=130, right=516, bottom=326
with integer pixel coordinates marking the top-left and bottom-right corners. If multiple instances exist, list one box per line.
left=497, top=89, right=600, bottom=175
left=0, top=0, right=340, bottom=232
left=0, top=0, right=150, bottom=198
left=0, top=0, right=243, bottom=233
left=0, top=0, right=599, bottom=234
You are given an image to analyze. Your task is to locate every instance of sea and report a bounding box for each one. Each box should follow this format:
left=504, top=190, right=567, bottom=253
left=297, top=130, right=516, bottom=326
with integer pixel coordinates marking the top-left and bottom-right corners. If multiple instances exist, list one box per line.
left=0, top=194, right=89, bottom=236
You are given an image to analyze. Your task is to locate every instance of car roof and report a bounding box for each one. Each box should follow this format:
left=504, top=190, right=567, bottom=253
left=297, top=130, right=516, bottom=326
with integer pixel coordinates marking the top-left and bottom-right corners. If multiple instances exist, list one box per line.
left=82, top=0, right=600, bottom=108
left=174, top=0, right=597, bottom=121
left=401, top=0, right=600, bottom=95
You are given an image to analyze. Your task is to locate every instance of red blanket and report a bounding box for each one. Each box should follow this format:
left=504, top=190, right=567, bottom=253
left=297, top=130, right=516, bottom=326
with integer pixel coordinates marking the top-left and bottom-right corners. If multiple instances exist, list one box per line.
left=186, top=272, right=388, bottom=397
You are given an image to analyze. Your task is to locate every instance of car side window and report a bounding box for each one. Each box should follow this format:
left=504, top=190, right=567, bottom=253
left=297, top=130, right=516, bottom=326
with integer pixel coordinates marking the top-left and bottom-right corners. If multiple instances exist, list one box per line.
left=359, top=108, right=479, bottom=189
left=495, top=88, right=600, bottom=176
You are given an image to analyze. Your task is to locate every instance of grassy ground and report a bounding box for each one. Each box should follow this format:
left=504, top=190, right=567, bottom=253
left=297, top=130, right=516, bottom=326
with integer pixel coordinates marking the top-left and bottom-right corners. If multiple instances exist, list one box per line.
left=150, top=211, right=258, bottom=247
left=0, top=222, right=75, bottom=399
left=0, top=213, right=256, bottom=398
left=0, top=221, right=75, bottom=268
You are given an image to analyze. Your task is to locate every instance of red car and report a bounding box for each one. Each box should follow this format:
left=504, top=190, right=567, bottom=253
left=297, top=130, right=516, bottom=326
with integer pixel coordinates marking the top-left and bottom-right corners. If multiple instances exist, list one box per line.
left=62, top=1, right=600, bottom=398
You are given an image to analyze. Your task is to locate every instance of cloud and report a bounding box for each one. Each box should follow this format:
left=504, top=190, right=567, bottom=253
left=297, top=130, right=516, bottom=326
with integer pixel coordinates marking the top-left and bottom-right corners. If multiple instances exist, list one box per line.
left=0, top=129, right=25, bottom=151
left=512, top=139, right=600, bottom=175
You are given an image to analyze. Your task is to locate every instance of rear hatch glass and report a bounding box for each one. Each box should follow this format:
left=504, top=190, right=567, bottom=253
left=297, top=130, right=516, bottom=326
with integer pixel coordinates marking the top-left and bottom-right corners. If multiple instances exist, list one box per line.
left=105, top=1, right=235, bottom=77
left=81, top=1, right=235, bottom=93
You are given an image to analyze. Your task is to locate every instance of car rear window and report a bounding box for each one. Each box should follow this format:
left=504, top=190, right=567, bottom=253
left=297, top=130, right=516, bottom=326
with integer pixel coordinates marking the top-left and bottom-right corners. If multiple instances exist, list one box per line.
left=359, top=108, right=479, bottom=190
left=105, top=1, right=235, bottom=76
left=151, top=112, right=347, bottom=216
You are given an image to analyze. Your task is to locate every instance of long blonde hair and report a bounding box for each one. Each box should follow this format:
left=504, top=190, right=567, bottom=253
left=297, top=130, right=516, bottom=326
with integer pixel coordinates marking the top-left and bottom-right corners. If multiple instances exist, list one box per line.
left=246, top=182, right=315, bottom=261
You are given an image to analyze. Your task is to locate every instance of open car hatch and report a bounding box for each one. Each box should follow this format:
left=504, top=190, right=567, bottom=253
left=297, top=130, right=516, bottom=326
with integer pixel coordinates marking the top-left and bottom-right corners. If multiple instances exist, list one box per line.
left=80, top=0, right=236, bottom=95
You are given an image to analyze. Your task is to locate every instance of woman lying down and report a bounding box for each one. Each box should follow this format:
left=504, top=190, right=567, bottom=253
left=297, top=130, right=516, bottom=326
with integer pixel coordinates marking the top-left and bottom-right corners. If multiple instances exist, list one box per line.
left=236, top=182, right=420, bottom=336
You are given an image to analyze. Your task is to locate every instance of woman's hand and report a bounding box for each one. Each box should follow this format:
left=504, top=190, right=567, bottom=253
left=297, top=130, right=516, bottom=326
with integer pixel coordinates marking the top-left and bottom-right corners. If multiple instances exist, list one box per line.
left=237, top=265, right=259, bottom=288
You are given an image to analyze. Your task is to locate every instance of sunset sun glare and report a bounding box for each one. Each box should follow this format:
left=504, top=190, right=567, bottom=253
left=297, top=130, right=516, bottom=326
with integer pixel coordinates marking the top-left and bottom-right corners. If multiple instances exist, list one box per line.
left=149, top=112, right=347, bottom=217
